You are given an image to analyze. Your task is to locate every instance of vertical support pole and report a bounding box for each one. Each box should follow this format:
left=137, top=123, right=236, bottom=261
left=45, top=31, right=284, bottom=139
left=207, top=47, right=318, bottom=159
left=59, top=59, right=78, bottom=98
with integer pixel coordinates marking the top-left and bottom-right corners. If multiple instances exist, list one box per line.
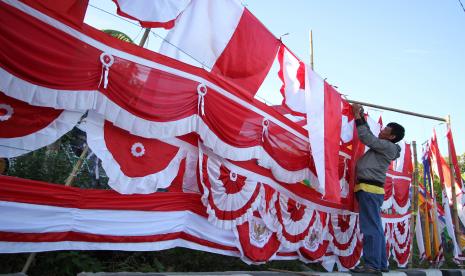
left=139, top=28, right=151, bottom=47
left=408, top=141, right=419, bottom=268
left=446, top=115, right=462, bottom=250
left=309, top=30, right=314, bottom=70
left=64, top=145, right=89, bottom=186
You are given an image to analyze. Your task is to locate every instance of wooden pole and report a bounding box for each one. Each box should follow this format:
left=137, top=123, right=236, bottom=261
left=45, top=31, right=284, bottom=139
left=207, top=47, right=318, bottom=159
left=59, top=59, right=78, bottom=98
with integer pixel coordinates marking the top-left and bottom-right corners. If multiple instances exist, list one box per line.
left=21, top=145, right=89, bottom=273
left=309, top=30, right=314, bottom=70
left=139, top=28, right=151, bottom=47
left=64, top=145, right=89, bottom=186
left=408, top=141, right=419, bottom=268
left=446, top=115, right=462, bottom=249
left=346, top=99, right=447, bottom=122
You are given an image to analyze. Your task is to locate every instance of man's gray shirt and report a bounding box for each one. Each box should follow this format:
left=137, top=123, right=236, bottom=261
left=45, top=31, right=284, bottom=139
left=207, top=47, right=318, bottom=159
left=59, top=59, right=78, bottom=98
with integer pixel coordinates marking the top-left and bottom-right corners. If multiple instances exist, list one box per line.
left=355, top=119, right=401, bottom=186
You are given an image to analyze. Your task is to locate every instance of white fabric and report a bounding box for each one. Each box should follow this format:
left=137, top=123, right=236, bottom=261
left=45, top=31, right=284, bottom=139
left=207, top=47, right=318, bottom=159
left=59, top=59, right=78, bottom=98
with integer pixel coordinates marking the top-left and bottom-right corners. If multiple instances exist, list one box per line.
left=441, top=191, right=461, bottom=258
left=340, top=115, right=354, bottom=143
left=0, top=200, right=236, bottom=249
left=305, top=67, right=325, bottom=194
left=0, top=240, right=237, bottom=255
left=329, top=214, right=361, bottom=257
left=159, top=0, right=244, bottom=69
left=200, top=151, right=262, bottom=229
left=415, top=211, right=425, bottom=259
left=115, top=0, right=191, bottom=25
left=281, top=47, right=305, bottom=113
left=275, top=194, right=315, bottom=249
left=394, top=141, right=406, bottom=172
left=0, top=108, right=83, bottom=158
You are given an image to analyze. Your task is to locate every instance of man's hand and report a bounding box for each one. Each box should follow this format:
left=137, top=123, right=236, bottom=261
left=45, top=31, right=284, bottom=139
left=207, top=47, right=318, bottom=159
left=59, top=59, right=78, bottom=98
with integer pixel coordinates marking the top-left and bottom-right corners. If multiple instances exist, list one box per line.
left=352, top=103, right=364, bottom=119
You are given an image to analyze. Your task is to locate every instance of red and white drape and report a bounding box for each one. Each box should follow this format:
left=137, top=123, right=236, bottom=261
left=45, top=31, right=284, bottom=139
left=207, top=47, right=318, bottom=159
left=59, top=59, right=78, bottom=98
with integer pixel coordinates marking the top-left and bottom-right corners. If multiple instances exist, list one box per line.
left=0, top=91, right=83, bottom=157
left=0, top=0, right=416, bottom=269
left=382, top=141, right=413, bottom=214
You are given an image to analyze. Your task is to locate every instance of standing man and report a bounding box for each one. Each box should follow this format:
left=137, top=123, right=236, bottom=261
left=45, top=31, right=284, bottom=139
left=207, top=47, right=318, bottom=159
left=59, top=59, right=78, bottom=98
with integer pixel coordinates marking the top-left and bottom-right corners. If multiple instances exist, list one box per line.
left=350, top=103, right=405, bottom=274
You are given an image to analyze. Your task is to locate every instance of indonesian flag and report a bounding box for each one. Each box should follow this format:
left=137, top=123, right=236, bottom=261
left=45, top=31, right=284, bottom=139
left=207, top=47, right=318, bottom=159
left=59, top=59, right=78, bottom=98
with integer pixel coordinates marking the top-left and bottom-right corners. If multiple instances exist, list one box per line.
left=112, top=0, right=191, bottom=29
left=277, top=45, right=306, bottom=114
left=430, top=130, right=461, bottom=204
left=305, top=66, right=342, bottom=202
left=446, top=127, right=464, bottom=192
left=159, top=0, right=279, bottom=99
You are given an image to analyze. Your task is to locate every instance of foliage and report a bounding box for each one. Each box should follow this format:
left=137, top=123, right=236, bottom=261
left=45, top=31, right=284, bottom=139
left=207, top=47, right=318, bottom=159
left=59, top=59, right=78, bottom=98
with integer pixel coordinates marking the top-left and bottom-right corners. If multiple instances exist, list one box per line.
left=102, top=29, right=134, bottom=44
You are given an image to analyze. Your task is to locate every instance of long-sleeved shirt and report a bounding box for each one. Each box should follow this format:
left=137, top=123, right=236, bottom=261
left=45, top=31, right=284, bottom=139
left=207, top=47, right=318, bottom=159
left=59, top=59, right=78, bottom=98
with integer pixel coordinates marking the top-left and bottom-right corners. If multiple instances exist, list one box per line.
left=355, top=119, right=401, bottom=187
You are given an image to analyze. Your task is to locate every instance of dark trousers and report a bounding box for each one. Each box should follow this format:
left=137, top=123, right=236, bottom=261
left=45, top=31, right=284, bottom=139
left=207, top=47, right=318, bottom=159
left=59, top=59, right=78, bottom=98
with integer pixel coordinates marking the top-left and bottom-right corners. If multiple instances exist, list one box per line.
left=356, top=190, right=387, bottom=270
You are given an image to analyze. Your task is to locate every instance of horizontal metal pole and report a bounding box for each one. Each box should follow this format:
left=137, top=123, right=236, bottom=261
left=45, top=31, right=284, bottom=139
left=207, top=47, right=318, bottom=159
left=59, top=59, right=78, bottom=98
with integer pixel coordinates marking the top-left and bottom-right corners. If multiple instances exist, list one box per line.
left=347, top=99, right=447, bottom=122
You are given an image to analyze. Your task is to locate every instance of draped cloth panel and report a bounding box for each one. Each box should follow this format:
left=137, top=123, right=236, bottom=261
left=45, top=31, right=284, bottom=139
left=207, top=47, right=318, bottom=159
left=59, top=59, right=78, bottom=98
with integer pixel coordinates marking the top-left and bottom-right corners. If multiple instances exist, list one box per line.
left=0, top=0, right=314, bottom=186
left=0, top=91, right=83, bottom=157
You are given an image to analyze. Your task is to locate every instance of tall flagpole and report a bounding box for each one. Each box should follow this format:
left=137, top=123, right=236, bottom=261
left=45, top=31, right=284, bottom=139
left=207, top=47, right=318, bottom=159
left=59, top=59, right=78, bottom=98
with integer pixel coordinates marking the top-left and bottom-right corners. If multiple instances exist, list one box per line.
left=408, top=141, right=419, bottom=267
left=309, top=30, right=314, bottom=70
left=139, top=28, right=151, bottom=47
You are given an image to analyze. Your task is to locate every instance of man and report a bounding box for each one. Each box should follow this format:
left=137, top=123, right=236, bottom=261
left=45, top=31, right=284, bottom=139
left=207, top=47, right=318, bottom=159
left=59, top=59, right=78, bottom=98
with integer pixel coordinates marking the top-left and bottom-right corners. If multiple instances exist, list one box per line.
left=350, top=103, right=405, bottom=274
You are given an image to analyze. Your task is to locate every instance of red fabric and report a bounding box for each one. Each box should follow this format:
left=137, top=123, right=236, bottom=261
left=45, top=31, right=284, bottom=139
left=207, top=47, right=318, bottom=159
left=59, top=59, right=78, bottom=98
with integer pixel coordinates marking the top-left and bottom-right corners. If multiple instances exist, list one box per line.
left=328, top=216, right=358, bottom=251
left=338, top=239, right=363, bottom=268
left=212, top=9, right=280, bottom=100
left=219, top=165, right=247, bottom=194
left=0, top=2, right=101, bottom=90
left=431, top=131, right=445, bottom=185
left=323, top=82, right=342, bottom=202
left=0, top=91, right=62, bottom=138
left=403, top=143, right=413, bottom=175
left=275, top=198, right=314, bottom=243
left=393, top=178, right=411, bottom=208
left=0, top=2, right=312, bottom=184
left=167, top=158, right=186, bottom=193
left=104, top=120, right=180, bottom=177
left=298, top=240, right=330, bottom=261
left=384, top=176, right=394, bottom=201
left=447, top=127, right=463, bottom=187
left=202, top=155, right=261, bottom=220
left=0, top=175, right=206, bottom=215
left=235, top=220, right=281, bottom=262
left=19, top=0, right=88, bottom=28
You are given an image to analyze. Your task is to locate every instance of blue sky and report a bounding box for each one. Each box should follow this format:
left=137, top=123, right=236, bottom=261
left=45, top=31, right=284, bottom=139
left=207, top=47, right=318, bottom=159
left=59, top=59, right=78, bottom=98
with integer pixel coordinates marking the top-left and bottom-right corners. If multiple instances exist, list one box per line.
left=85, top=0, right=465, bottom=155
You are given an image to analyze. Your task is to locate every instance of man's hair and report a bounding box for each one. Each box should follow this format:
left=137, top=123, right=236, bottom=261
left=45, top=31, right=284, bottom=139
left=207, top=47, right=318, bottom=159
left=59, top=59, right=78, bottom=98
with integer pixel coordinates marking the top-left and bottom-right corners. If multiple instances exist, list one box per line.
left=387, top=122, right=405, bottom=143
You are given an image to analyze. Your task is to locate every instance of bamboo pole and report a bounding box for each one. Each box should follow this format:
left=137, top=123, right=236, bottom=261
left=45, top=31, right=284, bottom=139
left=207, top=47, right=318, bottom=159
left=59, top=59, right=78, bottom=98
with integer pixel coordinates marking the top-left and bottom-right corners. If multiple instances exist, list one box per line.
left=446, top=115, right=462, bottom=250
left=139, top=28, right=151, bottom=47
left=64, top=145, right=89, bottom=186
left=408, top=141, right=419, bottom=268
left=309, top=30, right=314, bottom=70
left=346, top=99, right=447, bottom=122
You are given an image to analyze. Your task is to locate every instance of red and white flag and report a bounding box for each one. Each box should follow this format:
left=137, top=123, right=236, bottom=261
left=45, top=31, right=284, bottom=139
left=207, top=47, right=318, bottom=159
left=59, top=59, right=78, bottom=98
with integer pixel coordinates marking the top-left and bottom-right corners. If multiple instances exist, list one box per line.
left=112, top=0, right=191, bottom=29
left=159, top=0, right=279, bottom=99
left=305, top=67, right=342, bottom=202
left=277, top=45, right=306, bottom=114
